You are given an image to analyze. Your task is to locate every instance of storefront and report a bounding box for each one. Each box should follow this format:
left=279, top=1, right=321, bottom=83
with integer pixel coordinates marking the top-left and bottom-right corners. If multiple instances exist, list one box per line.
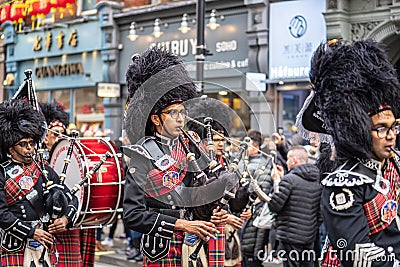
left=2, top=18, right=108, bottom=135
left=115, top=1, right=262, bottom=134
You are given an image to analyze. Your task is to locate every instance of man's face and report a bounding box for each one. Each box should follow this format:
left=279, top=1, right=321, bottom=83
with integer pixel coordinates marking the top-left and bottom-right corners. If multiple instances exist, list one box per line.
left=153, top=103, right=186, bottom=139
left=370, top=109, right=397, bottom=163
left=286, top=150, right=297, bottom=171
left=248, top=139, right=259, bottom=156
left=9, top=138, right=35, bottom=164
left=44, top=126, right=65, bottom=150
left=213, top=134, right=226, bottom=156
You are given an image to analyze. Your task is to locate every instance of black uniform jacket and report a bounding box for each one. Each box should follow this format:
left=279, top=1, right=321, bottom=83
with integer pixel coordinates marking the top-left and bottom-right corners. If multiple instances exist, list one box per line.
left=322, top=157, right=400, bottom=267
left=0, top=160, right=78, bottom=251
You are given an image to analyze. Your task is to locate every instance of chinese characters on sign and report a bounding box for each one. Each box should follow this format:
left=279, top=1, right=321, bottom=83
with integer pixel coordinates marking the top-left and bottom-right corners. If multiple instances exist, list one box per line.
left=33, top=29, right=78, bottom=51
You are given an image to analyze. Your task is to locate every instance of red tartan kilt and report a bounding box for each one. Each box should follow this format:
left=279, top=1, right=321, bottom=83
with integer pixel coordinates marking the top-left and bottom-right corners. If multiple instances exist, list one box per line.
left=321, top=245, right=341, bottom=267
left=54, top=229, right=82, bottom=266
left=1, top=243, right=54, bottom=266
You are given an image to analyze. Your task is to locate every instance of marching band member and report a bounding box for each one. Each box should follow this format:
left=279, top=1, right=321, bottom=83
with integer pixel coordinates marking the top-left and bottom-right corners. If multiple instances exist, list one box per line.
left=296, top=39, right=400, bottom=266
left=40, top=101, right=97, bottom=266
left=122, top=47, right=230, bottom=267
left=40, top=101, right=69, bottom=154
left=0, top=99, right=77, bottom=267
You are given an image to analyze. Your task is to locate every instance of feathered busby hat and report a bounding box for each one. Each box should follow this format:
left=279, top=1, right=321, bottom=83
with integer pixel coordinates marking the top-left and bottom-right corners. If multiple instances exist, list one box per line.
left=296, top=39, right=400, bottom=166
left=0, top=99, right=46, bottom=158
left=185, top=97, right=236, bottom=139
left=124, top=46, right=198, bottom=144
left=40, top=101, right=69, bottom=131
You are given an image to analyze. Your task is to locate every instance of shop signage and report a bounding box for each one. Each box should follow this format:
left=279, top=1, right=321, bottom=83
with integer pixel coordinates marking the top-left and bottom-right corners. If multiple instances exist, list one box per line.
left=268, top=0, right=326, bottom=82
left=33, top=29, right=78, bottom=52
left=97, top=83, right=121, bottom=98
left=35, top=62, right=84, bottom=78
left=245, top=72, right=266, bottom=91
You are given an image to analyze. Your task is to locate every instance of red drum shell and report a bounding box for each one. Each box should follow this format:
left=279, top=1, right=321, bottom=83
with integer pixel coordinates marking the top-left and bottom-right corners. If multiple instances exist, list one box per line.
left=50, top=137, right=124, bottom=228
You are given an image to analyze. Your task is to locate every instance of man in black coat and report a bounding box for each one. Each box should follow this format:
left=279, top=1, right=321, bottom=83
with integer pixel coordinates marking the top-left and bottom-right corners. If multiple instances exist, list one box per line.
left=268, top=145, right=322, bottom=267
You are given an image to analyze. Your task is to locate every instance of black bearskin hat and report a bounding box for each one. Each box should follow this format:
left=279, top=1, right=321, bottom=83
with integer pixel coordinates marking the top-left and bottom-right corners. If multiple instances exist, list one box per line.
left=40, top=101, right=69, bottom=129
left=296, top=39, right=400, bottom=168
left=0, top=99, right=46, bottom=158
left=185, top=97, right=235, bottom=139
left=124, top=46, right=198, bottom=144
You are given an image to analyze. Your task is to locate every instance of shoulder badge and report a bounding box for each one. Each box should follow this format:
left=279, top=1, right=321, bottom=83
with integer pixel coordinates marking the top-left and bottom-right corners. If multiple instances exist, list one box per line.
left=329, top=188, right=355, bottom=211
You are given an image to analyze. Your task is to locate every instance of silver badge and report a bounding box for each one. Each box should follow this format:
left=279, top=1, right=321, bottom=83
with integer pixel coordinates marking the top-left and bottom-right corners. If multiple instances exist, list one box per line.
left=7, top=165, right=23, bottom=178
left=329, top=188, right=354, bottom=211
left=155, top=154, right=176, bottom=171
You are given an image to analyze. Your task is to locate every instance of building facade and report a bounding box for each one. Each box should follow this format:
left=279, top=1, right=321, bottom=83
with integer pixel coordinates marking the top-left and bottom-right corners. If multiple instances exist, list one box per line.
left=5, top=0, right=399, bottom=140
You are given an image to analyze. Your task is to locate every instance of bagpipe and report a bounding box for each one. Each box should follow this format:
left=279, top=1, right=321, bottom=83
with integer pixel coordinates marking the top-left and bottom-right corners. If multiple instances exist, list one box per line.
left=182, top=115, right=278, bottom=261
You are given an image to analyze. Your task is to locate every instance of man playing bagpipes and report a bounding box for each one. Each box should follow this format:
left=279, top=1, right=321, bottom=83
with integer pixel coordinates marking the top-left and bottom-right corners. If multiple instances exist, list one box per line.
left=40, top=101, right=97, bottom=267
left=0, top=99, right=78, bottom=267
left=122, top=46, right=243, bottom=267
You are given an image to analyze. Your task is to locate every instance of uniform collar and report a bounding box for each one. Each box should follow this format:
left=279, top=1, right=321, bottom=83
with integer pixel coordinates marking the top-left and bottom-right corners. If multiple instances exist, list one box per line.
left=155, top=132, right=178, bottom=147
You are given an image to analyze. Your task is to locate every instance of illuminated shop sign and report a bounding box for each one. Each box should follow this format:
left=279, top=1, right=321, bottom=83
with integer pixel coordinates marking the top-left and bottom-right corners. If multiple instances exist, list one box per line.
left=269, top=0, right=326, bottom=82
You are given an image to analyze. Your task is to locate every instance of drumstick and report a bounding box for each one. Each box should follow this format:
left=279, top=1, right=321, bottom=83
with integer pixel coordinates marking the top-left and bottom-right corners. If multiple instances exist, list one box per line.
left=69, top=152, right=112, bottom=198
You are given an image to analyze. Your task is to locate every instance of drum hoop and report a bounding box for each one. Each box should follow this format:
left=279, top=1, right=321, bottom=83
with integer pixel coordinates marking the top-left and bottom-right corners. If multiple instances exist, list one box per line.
left=73, top=137, right=124, bottom=228
left=50, top=137, right=124, bottom=228
left=50, top=138, right=89, bottom=226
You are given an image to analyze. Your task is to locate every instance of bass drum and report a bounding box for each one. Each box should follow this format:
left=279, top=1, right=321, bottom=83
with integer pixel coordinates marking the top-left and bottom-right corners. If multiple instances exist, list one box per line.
left=50, top=137, right=124, bottom=228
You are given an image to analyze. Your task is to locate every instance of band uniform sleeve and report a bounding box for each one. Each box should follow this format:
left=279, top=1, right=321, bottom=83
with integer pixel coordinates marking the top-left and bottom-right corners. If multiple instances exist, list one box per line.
left=322, top=185, right=393, bottom=267
left=268, top=175, right=292, bottom=213
left=123, top=154, right=177, bottom=239
left=0, top=171, right=34, bottom=241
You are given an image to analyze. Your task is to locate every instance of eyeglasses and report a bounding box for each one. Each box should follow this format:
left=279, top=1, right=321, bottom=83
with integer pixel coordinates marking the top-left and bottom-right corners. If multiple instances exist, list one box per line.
left=161, top=109, right=188, bottom=119
left=372, top=122, right=400, bottom=139
left=15, top=140, right=35, bottom=148
left=51, top=131, right=65, bottom=137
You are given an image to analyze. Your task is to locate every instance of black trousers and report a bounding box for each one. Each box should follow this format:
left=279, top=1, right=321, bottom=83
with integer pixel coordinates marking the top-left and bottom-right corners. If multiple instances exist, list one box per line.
left=280, top=242, right=315, bottom=267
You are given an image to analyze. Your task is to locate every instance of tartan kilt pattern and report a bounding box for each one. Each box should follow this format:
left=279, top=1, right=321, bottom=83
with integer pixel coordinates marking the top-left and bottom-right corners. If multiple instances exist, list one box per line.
left=1, top=244, right=54, bottom=267
left=208, top=224, right=225, bottom=267
left=53, top=229, right=82, bottom=267
left=321, top=246, right=341, bottom=267
left=1, top=248, right=25, bottom=267
left=144, top=231, right=184, bottom=267
left=80, top=228, right=96, bottom=266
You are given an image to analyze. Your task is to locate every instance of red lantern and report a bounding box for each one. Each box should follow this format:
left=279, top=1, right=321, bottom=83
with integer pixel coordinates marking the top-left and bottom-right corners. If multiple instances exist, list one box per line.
left=49, top=0, right=58, bottom=22
left=37, top=0, right=51, bottom=27
left=39, top=0, right=51, bottom=16
left=28, top=0, right=40, bottom=28
left=0, top=3, right=11, bottom=24
left=10, top=1, right=27, bottom=31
